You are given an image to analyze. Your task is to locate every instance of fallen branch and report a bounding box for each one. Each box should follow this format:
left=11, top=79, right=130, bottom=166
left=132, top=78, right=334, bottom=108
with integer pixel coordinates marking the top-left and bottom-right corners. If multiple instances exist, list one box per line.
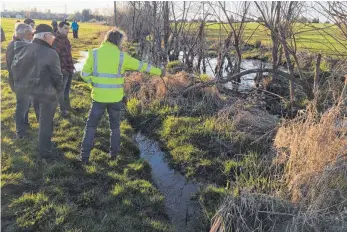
left=183, top=68, right=299, bottom=95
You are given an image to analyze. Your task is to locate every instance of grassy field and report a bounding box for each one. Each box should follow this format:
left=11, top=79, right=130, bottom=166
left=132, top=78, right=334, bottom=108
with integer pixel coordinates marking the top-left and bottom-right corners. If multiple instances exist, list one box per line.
left=1, top=18, right=173, bottom=232
left=183, top=22, right=347, bottom=57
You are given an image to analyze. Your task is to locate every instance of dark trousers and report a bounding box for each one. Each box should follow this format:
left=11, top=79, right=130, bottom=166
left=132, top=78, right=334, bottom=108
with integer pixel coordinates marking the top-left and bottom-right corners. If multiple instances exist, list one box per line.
left=15, top=92, right=31, bottom=137
left=81, top=101, right=122, bottom=159
left=58, top=72, right=73, bottom=113
left=33, top=98, right=57, bottom=155
left=73, top=30, right=78, bottom=39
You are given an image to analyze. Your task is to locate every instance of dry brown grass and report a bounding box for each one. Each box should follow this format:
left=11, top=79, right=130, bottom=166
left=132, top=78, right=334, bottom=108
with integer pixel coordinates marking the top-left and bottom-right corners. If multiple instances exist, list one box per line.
left=210, top=190, right=347, bottom=232
left=214, top=99, right=279, bottom=142
left=124, top=72, right=225, bottom=114
left=274, top=103, right=347, bottom=203
left=210, top=80, right=346, bottom=232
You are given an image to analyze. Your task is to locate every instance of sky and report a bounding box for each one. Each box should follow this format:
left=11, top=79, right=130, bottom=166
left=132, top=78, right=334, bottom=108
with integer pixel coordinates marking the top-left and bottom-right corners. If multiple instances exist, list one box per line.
left=1, top=0, right=327, bottom=22
left=1, top=0, right=119, bottom=14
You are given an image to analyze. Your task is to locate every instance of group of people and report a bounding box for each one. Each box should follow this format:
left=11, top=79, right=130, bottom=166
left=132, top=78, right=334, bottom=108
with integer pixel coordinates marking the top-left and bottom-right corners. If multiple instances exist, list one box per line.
left=6, top=18, right=75, bottom=156
left=6, top=18, right=165, bottom=164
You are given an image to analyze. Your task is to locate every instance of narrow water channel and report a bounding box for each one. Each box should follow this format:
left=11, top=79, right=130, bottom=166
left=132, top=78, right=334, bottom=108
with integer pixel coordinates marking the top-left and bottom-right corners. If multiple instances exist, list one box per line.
left=135, top=133, right=203, bottom=232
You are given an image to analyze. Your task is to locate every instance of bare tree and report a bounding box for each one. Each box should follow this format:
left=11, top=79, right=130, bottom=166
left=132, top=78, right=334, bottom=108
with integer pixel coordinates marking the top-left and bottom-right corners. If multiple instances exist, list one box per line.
left=168, top=1, right=191, bottom=61
left=208, top=2, right=250, bottom=80
left=220, top=1, right=250, bottom=75
left=163, top=1, right=170, bottom=63
left=254, top=2, right=282, bottom=81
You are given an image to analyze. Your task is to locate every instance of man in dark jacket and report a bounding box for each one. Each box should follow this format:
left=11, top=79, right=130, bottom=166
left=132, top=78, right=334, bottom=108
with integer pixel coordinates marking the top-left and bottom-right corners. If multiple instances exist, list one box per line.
left=6, top=23, right=34, bottom=139
left=53, top=21, right=74, bottom=117
left=11, top=24, right=63, bottom=157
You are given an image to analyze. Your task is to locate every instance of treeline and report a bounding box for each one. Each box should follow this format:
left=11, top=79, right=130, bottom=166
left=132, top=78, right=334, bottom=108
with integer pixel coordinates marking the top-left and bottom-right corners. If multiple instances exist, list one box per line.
left=1, top=9, right=110, bottom=23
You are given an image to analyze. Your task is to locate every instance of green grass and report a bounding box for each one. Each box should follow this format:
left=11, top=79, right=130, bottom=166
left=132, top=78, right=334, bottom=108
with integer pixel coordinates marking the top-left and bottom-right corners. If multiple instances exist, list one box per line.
left=179, top=22, right=347, bottom=57
left=126, top=98, right=270, bottom=186
left=1, top=18, right=173, bottom=232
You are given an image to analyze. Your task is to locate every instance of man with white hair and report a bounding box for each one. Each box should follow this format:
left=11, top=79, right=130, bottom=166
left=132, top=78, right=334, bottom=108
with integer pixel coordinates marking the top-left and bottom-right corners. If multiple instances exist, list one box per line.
left=6, top=23, right=34, bottom=139
left=11, top=24, right=63, bottom=157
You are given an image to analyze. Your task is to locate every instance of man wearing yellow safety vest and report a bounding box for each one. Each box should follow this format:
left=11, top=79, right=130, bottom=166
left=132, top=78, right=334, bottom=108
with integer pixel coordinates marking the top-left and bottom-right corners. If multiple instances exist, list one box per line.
left=80, top=27, right=165, bottom=164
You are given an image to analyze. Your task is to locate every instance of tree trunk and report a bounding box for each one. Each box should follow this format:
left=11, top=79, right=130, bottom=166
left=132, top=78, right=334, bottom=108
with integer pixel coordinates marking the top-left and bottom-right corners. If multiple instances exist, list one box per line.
left=234, top=41, right=242, bottom=82
left=163, top=1, right=170, bottom=63
left=215, top=32, right=232, bottom=79
left=314, top=54, right=322, bottom=97
left=283, top=43, right=295, bottom=116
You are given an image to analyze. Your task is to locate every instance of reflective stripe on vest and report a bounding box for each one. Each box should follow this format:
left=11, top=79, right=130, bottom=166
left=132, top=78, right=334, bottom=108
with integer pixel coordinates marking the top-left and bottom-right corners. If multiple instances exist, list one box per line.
left=92, top=83, right=124, bottom=88
left=93, top=49, right=98, bottom=76
left=145, top=64, right=151, bottom=73
left=82, top=71, right=91, bottom=77
left=118, top=52, right=124, bottom=75
left=95, top=73, right=123, bottom=78
left=137, top=61, right=143, bottom=71
left=93, top=50, right=124, bottom=78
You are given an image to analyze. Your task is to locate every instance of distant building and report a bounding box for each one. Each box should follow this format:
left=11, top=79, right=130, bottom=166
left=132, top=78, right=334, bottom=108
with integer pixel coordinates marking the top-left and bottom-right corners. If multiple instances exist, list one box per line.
left=16, top=14, right=23, bottom=19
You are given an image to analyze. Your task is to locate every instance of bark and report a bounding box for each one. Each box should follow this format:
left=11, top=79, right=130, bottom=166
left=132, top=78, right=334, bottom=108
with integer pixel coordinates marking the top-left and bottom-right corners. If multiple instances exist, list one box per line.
left=314, top=54, right=322, bottom=97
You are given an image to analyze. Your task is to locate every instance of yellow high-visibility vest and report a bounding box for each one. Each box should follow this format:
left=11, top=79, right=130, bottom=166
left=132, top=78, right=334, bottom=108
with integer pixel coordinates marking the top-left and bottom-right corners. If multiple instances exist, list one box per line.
left=81, top=41, right=161, bottom=103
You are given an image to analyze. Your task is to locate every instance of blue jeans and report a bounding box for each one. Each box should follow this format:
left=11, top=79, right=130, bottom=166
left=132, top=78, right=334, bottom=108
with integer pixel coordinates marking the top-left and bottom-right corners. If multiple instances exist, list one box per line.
left=33, top=97, right=58, bottom=155
left=81, top=101, right=122, bottom=159
left=58, top=72, right=73, bottom=113
left=15, top=92, right=31, bottom=137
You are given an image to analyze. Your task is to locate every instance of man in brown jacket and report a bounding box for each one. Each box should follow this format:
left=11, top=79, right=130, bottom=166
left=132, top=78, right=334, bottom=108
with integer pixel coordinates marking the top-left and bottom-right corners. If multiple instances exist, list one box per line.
left=11, top=24, right=63, bottom=157
left=53, top=21, right=74, bottom=117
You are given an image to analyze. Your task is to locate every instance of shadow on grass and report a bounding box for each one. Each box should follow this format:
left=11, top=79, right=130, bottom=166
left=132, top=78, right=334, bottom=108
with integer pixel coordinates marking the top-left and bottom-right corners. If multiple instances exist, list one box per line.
left=1, top=79, right=173, bottom=232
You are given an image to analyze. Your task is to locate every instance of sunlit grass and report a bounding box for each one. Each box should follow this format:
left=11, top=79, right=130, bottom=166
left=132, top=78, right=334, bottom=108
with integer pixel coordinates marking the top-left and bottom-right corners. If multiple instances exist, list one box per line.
left=1, top=18, right=173, bottom=232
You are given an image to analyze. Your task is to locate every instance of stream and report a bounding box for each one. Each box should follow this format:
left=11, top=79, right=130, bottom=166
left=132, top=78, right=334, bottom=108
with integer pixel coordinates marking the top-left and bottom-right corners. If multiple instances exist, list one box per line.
left=135, top=133, right=202, bottom=232
left=73, top=50, right=282, bottom=231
